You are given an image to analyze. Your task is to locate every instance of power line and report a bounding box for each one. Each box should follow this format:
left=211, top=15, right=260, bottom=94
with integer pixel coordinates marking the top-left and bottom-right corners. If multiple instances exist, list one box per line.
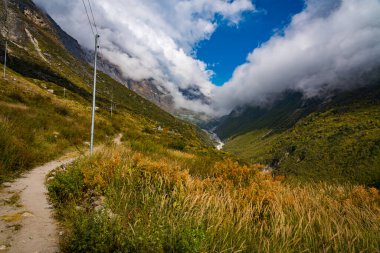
left=87, top=0, right=99, bottom=35
left=81, top=0, right=95, bottom=36
left=2, top=0, right=8, bottom=23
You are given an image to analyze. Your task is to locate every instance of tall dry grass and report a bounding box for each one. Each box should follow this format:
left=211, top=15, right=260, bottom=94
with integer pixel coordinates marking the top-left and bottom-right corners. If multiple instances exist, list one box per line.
left=49, top=146, right=380, bottom=252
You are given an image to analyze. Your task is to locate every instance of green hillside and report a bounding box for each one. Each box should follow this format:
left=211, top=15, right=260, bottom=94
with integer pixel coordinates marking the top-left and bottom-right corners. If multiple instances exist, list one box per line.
left=0, top=0, right=209, bottom=182
left=219, top=86, right=380, bottom=187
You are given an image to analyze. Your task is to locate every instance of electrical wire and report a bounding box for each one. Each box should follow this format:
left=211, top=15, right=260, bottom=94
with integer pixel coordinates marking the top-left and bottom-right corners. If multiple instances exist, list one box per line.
left=87, top=0, right=99, bottom=35
left=2, top=0, right=9, bottom=40
left=81, top=0, right=95, bottom=36
left=3, top=0, right=8, bottom=30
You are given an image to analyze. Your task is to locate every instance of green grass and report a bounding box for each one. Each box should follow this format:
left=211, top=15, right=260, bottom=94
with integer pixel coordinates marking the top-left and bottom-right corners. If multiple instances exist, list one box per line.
left=0, top=68, right=116, bottom=182
left=47, top=145, right=380, bottom=252
left=222, top=87, right=380, bottom=187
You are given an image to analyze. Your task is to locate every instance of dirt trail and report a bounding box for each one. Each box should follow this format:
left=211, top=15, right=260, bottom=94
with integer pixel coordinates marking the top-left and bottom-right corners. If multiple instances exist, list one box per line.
left=0, top=158, right=74, bottom=253
left=0, top=135, right=123, bottom=252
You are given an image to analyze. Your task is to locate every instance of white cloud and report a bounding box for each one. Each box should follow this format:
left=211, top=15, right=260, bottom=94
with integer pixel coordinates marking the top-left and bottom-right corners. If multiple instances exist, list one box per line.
left=212, top=0, right=380, bottom=115
left=33, top=0, right=254, bottom=113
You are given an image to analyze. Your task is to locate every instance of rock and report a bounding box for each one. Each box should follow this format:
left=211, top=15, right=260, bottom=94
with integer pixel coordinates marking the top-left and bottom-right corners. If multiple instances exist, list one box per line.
left=106, top=209, right=117, bottom=219
left=2, top=182, right=12, bottom=188
left=22, top=212, right=34, bottom=217
left=59, top=231, right=64, bottom=236
left=47, top=177, right=54, bottom=182
left=97, top=196, right=106, bottom=205
left=47, top=89, right=54, bottom=94
left=0, top=245, right=6, bottom=250
left=93, top=196, right=106, bottom=209
left=60, top=164, right=67, bottom=171
left=94, top=205, right=104, bottom=212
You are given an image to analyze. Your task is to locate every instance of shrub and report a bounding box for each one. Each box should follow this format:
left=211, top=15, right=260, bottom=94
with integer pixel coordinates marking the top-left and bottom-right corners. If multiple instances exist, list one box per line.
left=168, top=139, right=186, bottom=151
left=64, top=211, right=127, bottom=253
left=48, top=164, right=84, bottom=204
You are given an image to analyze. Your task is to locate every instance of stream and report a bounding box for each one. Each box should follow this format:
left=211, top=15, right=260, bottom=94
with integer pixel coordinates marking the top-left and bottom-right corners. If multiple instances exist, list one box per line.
left=205, top=128, right=225, bottom=150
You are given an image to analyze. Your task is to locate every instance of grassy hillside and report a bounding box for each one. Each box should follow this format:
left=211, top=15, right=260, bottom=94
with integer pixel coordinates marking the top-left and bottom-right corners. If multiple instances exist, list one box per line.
left=0, top=0, right=209, bottom=182
left=221, top=86, right=380, bottom=187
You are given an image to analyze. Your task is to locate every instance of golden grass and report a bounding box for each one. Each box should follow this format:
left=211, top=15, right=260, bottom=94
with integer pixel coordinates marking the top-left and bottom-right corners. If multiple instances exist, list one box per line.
left=49, top=146, right=380, bottom=252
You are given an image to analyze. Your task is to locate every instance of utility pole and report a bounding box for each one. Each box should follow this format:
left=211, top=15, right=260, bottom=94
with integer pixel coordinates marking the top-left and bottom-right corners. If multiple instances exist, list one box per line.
left=3, top=40, right=6, bottom=79
left=110, top=87, right=113, bottom=117
left=3, top=0, right=8, bottom=79
left=90, top=34, right=99, bottom=154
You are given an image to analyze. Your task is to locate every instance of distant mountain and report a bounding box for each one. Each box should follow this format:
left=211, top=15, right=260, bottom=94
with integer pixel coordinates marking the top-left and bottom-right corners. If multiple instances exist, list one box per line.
left=215, top=85, right=380, bottom=187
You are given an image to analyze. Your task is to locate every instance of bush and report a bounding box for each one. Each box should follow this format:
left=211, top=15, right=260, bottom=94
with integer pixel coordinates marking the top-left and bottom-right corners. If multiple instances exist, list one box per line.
left=64, top=211, right=127, bottom=253
left=168, top=139, right=186, bottom=151
left=48, top=165, right=84, bottom=204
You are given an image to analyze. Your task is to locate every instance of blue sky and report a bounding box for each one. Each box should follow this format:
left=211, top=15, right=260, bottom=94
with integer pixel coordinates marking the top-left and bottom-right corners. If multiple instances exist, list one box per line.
left=197, top=0, right=305, bottom=86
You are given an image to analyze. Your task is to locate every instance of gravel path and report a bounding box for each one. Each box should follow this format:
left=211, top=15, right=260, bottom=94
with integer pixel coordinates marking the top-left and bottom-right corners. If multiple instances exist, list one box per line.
left=0, top=158, right=74, bottom=253
left=0, top=135, right=123, bottom=252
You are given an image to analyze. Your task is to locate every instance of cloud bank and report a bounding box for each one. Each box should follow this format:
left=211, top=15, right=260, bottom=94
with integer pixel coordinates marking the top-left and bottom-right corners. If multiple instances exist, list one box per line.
left=212, top=0, right=380, bottom=114
left=33, top=0, right=254, bottom=113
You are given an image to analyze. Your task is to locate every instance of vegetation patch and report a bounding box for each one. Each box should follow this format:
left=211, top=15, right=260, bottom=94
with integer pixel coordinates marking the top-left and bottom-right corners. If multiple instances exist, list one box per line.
left=0, top=211, right=33, bottom=223
left=48, top=146, right=380, bottom=252
left=3, top=192, right=21, bottom=206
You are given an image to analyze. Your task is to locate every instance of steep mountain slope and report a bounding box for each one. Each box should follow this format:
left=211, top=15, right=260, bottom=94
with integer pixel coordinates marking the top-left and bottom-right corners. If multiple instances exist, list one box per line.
left=0, top=0, right=210, bottom=182
left=216, top=85, right=380, bottom=187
